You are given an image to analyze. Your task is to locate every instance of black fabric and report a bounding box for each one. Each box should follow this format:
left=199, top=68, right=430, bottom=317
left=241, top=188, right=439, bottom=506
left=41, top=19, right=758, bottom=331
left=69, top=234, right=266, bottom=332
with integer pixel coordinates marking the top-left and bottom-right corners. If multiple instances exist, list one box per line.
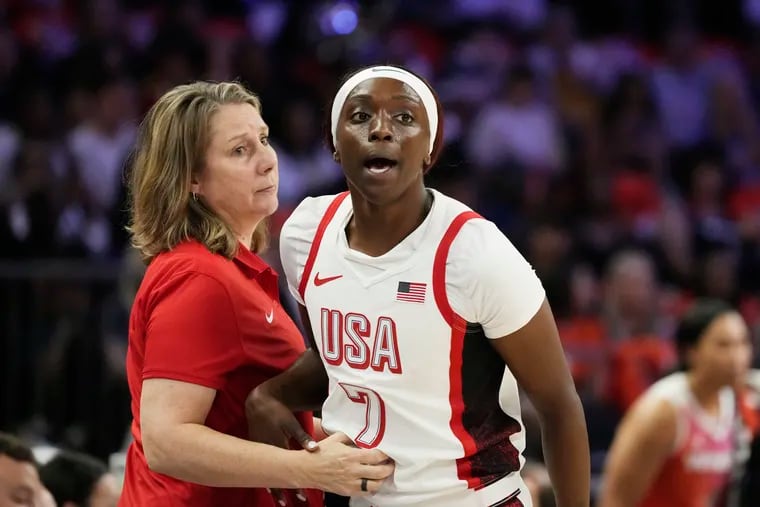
left=740, top=432, right=760, bottom=507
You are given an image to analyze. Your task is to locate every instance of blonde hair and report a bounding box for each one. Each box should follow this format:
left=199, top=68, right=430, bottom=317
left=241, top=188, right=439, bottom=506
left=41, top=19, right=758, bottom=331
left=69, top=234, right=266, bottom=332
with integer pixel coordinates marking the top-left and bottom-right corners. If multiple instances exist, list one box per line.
left=127, top=81, right=268, bottom=263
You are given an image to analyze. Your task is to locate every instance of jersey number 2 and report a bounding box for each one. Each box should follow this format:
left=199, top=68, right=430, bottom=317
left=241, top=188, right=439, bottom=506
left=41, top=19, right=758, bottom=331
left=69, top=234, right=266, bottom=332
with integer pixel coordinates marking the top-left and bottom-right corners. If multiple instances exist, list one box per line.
left=339, top=383, right=387, bottom=448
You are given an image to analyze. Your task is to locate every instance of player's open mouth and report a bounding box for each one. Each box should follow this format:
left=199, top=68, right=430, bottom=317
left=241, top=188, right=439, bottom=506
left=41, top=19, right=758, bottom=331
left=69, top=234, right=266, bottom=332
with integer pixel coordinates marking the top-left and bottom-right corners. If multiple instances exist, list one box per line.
left=364, top=158, right=398, bottom=175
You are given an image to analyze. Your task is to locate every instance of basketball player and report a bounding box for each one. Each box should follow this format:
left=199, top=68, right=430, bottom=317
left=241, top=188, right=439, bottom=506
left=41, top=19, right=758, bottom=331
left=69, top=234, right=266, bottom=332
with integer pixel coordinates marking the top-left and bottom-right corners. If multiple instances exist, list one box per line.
left=247, top=65, right=590, bottom=507
left=599, top=299, right=752, bottom=507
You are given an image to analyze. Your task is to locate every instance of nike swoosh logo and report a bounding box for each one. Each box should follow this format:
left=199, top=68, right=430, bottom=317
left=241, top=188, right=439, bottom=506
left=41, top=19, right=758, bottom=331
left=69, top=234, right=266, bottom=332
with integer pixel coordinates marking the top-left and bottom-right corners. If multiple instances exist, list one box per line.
left=314, top=273, right=343, bottom=286
left=265, top=309, right=274, bottom=324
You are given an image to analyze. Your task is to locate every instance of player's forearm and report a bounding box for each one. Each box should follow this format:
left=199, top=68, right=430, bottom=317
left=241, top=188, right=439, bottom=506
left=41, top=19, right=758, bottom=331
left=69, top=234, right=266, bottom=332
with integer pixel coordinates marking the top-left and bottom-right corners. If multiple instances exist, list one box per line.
left=596, top=467, right=653, bottom=507
left=537, top=389, right=590, bottom=507
left=144, top=422, right=307, bottom=487
left=596, top=490, right=635, bottom=507
left=256, top=348, right=328, bottom=411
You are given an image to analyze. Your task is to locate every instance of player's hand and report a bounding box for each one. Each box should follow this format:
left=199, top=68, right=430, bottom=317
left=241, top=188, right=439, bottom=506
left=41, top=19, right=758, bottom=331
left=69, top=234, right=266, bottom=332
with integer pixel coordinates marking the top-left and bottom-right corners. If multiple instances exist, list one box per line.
left=246, top=385, right=317, bottom=506
left=246, top=385, right=318, bottom=450
left=300, top=432, right=395, bottom=497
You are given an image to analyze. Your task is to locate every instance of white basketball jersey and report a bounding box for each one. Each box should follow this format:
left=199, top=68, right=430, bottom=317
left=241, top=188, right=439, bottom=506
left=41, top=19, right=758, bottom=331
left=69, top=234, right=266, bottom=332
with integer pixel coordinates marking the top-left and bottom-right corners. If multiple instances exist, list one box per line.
left=285, top=190, right=537, bottom=507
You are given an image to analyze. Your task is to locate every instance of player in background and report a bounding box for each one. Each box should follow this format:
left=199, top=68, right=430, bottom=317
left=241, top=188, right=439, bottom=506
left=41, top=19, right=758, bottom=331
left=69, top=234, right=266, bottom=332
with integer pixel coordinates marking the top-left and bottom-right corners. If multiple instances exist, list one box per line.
left=599, top=299, right=752, bottom=507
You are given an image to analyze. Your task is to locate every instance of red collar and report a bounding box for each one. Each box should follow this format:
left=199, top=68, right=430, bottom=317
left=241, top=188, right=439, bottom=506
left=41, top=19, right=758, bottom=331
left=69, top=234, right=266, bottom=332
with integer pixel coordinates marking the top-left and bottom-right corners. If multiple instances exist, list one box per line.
left=233, top=242, right=271, bottom=277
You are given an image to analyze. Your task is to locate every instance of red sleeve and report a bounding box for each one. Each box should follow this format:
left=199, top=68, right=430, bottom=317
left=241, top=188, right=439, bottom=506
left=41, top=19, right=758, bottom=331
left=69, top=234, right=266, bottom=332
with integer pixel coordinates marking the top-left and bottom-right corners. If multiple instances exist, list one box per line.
left=142, top=271, right=242, bottom=390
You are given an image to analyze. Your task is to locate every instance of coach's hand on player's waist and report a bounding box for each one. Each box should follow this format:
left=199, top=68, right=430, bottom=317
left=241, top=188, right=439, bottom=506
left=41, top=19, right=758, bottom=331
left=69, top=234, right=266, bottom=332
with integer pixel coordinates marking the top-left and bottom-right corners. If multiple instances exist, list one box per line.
left=246, top=386, right=394, bottom=501
left=298, top=432, right=395, bottom=497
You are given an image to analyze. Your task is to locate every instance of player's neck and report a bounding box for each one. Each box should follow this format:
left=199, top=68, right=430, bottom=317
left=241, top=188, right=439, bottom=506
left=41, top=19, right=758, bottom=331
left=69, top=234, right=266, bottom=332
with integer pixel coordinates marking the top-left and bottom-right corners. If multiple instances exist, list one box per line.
left=346, top=186, right=432, bottom=257
left=687, top=371, right=724, bottom=415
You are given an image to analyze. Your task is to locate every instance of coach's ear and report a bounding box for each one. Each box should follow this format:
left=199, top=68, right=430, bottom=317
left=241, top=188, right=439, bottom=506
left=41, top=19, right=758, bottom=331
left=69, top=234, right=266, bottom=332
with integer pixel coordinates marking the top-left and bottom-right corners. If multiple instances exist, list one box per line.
left=190, top=173, right=201, bottom=195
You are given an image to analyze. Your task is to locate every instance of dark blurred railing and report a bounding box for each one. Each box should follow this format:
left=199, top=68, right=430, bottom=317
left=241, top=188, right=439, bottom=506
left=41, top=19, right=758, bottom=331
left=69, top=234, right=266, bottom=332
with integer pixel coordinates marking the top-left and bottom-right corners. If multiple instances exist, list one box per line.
left=0, top=259, right=129, bottom=459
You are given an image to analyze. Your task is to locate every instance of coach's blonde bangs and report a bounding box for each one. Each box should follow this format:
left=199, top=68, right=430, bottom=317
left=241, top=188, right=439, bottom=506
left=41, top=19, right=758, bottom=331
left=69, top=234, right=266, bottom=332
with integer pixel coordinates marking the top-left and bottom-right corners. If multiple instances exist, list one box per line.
left=126, top=81, right=269, bottom=263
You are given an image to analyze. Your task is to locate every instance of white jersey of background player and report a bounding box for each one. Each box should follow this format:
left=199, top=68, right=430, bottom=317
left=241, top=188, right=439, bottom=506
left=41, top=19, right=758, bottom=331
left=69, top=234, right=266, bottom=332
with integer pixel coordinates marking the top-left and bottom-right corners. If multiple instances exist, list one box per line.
left=248, top=65, right=589, bottom=507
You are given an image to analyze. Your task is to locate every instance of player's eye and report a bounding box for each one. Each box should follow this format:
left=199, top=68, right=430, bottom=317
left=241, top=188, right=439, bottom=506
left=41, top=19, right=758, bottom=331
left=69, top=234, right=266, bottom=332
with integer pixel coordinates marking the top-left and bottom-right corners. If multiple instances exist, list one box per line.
left=397, top=113, right=414, bottom=124
left=351, top=111, right=371, bottom=122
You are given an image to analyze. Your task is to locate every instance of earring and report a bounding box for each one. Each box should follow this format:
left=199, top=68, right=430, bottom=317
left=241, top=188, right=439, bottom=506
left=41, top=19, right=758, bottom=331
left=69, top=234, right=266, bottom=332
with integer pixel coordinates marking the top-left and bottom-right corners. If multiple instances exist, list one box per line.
left=333, top=152, right=339, bottom=162
left=192, top=192, right=198, bottom=201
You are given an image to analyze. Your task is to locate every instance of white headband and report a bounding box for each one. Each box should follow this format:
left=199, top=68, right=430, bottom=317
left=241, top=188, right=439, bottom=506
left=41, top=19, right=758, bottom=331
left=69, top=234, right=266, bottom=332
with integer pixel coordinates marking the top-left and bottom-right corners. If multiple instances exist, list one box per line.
left=330, top=66, right=439, bottom=155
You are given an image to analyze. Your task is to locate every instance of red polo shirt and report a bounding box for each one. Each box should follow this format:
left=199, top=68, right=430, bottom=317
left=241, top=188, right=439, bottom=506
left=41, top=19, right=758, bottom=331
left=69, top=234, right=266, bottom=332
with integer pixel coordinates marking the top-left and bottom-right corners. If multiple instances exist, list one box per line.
left=119, top=240, right=322, bottom=506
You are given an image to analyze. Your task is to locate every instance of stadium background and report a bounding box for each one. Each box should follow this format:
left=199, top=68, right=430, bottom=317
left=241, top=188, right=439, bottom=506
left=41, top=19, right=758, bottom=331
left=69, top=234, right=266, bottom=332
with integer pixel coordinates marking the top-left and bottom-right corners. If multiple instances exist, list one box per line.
left=0, top=0, right=759, bottom=501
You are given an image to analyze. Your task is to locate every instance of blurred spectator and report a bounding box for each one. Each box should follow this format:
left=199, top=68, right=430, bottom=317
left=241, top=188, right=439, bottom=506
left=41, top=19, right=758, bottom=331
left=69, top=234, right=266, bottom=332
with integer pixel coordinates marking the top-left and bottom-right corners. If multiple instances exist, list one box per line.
left=709, top=71, right=760, bottom=180
left=526, top=220, right=573, bottom=315
left=602, top=250, right=677, bottom=413
left=0, top=141, right=57, bottom=259
left=651, top=21, right=712, bottom=151
left=40, top=450, right=120, bottom=507
left=687, top=153, right=740, bottom=253
left=0, top=432, right=55, bottom=507
left=450, top=0, right=547, bottom=31
left=467, top=63, right=564, bottom=174
left=141, top=0, right=207, bottom=105
left=556, top=264, right=605, bottom=398
left=64, top=74, right=137, bottom=257
left=603, top=250, right=665, bottom=340
left=602, top=73, right=664, bottom=178
left=0, top=123, right=19, bottom=191
left=273, top=97, right=341, bottom=207
left=529, top=5, right=603, bottom=89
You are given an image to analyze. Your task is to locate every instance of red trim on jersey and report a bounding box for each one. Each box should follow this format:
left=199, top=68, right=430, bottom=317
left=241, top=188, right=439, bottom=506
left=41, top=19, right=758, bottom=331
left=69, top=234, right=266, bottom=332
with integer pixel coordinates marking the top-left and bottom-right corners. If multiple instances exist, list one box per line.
left=298, top=192, right=350, bottom=301
left=338, top=383, right=387, bottom=449
left=432, top=210, right=482, bottom=488
left=433, top=210, right=481, bottom=325
left=448, top=321, right=479, bottom=488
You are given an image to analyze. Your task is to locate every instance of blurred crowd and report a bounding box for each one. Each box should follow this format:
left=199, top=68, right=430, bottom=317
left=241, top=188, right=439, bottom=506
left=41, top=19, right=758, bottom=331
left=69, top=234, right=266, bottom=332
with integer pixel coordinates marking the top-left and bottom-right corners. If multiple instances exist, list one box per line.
left=1, top=0, right=760, bottom=501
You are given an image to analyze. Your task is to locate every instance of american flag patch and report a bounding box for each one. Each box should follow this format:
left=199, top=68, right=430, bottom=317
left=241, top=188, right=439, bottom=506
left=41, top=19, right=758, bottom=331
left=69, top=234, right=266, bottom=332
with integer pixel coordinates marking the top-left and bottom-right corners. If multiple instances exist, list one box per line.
left=396, top=281, right=426, bottom=303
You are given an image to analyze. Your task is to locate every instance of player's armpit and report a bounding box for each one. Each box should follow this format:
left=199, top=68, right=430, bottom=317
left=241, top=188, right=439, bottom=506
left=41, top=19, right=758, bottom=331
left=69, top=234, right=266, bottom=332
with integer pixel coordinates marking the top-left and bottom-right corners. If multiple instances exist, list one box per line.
left=298, top=304, right=320, bottom=351
left=490, top=299, right=579, bottom=418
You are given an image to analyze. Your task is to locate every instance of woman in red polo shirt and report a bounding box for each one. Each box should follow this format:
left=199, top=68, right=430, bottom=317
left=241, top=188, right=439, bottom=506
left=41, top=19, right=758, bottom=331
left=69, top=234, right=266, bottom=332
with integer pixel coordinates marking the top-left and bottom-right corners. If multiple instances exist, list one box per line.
left=119, top=81, right=394, bottom=506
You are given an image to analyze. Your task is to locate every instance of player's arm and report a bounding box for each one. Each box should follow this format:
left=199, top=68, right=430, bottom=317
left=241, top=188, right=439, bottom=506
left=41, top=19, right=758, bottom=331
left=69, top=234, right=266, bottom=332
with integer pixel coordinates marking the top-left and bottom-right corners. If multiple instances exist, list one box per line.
left=245, top=304, right=329, bottom=448
left=490, top=300, right=590, bottom=507
left=455, top=221, right=589, bottom=507
left=596, top=397, right=677, bottom=507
